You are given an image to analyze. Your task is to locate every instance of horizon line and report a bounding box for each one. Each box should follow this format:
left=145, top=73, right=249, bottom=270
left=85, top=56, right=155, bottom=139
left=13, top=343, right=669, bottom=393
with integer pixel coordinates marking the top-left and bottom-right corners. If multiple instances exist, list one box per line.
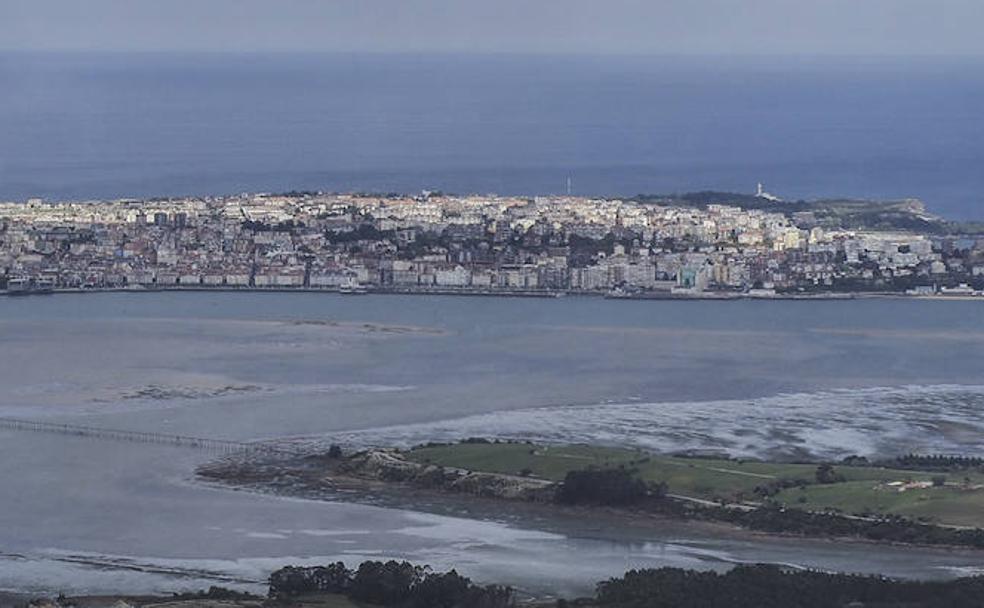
left=4, top=49, right=984, bottom=60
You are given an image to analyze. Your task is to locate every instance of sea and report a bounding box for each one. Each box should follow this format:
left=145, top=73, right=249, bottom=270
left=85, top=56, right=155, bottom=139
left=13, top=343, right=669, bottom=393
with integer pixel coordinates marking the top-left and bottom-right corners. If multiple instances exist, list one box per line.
left=1, top=52, right=984, bottom=219
left=1, top=292, right=984, bottom=597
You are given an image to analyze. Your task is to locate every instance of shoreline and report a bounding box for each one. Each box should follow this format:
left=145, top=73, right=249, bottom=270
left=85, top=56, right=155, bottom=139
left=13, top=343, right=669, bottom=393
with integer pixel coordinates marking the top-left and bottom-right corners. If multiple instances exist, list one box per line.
left=2, top=285, right=981, bottom=301
left=194, top=461, right=899, bottom=556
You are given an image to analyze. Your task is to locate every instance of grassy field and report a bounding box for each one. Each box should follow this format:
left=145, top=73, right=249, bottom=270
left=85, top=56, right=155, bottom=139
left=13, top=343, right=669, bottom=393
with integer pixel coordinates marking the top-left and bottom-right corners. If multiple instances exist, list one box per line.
left=774, top=480, right=984, bottom=527
left=406, top=442, right=984, bottom=527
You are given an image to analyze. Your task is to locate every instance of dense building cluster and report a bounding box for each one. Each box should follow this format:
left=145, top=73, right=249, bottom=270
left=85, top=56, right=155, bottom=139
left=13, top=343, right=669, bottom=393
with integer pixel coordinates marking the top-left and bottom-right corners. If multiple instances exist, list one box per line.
left=1, top=192, right=983, bottom=296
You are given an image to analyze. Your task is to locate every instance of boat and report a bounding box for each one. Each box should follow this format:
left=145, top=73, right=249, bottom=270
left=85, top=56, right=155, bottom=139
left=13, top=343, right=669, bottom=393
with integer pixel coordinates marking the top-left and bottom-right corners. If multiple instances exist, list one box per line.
left=338, top=279, right=368, bottom=295
left=4, top=277, right=54, bottom=295
left=5, top=278, right=30, bottom=295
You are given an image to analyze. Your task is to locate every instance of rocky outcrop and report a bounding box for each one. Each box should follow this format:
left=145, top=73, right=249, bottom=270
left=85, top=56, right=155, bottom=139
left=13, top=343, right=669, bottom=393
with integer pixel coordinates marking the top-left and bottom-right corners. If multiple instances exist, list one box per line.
left=341, top=449, right=556, bottom=502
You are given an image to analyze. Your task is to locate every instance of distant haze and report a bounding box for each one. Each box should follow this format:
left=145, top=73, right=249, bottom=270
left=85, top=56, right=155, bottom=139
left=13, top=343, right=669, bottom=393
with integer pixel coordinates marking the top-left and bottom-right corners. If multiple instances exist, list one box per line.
left=4, top=0, right=984, bottom=56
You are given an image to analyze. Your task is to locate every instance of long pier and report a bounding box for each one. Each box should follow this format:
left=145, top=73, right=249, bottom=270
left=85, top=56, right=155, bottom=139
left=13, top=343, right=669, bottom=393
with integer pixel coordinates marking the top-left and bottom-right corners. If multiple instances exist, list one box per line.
left=0, top=416, right=299, bottom=457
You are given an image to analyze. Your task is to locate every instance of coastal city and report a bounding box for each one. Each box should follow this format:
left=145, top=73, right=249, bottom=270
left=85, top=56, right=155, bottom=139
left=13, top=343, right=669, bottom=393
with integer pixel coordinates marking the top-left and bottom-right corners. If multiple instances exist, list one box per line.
left=1, top=190, right=982, bottom=298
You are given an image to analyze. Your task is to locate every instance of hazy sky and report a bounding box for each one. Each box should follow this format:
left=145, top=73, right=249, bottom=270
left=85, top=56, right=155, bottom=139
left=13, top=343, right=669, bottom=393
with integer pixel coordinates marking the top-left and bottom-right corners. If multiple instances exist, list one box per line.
left=3, top=0, right=984, bottom=55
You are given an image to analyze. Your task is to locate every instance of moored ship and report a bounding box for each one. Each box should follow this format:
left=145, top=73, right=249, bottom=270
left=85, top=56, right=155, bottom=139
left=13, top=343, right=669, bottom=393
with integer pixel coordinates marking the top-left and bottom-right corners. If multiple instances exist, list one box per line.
left=4, top=277, right=54, bottom=296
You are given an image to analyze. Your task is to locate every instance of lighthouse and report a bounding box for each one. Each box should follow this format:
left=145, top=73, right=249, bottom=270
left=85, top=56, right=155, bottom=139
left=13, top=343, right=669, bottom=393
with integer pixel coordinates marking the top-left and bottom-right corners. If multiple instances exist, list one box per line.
left=755, top=183, right=781, bottom=202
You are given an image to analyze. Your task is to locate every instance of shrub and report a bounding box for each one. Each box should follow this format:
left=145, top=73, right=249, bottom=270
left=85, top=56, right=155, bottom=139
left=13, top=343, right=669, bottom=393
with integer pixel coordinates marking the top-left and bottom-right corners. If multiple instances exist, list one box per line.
left=815, top=464, right=846, bottom=484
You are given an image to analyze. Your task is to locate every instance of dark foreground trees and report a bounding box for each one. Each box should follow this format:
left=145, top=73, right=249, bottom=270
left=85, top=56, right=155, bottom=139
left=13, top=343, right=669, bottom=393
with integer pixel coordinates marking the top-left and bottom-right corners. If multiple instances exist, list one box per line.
left=595, top=564, right=984, bottom=608
left=268, top=560, right=513, bottom=608
left=268, top=562, right=352, bottom=596
left=269, top=560, right=984, bottom=608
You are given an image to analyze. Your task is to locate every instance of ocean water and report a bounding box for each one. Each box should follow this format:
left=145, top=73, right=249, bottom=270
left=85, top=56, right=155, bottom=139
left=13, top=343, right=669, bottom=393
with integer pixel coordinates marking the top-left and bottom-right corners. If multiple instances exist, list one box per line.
left=2, top=293, right=984, bottom=595
left=1, top=53, right=984, bottom=219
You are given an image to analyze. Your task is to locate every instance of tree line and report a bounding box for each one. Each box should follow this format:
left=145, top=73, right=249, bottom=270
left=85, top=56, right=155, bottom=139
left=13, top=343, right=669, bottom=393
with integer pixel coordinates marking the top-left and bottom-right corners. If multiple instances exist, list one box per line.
left=595, top=564, right=984, bottom=608
left=265, top=560, right=984, bottom=607
left=268, top=560, right=513, bottom=608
